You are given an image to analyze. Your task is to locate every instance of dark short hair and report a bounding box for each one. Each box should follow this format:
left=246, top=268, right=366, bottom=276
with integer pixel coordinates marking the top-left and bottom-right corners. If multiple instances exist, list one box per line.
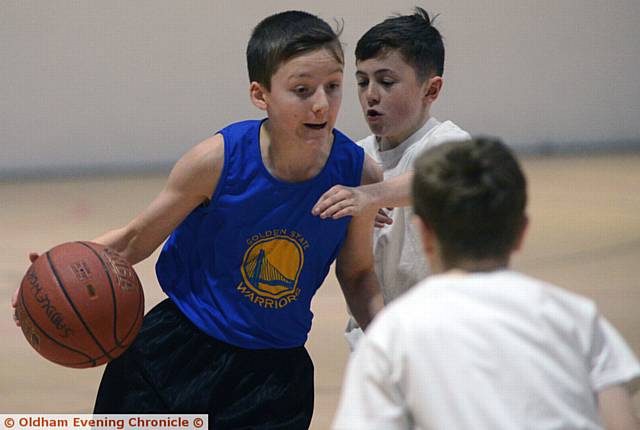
left=412, top=138, right=527, bottom=265
left=246, top=11, right=344, bottom=90
left=356, top=7, right=444, bottom=81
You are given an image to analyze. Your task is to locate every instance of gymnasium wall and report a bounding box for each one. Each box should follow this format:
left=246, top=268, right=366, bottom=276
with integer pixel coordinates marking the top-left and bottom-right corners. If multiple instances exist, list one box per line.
left=2, top=0, right=639, bottom=177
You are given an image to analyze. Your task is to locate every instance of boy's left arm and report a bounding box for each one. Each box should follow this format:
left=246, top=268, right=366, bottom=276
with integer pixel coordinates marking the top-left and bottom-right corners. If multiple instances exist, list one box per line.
left=591, top=315, right=640, bottom=429
left=334, top=155, right=385, bottom=329
left=597, top=385, right=639, bottom=430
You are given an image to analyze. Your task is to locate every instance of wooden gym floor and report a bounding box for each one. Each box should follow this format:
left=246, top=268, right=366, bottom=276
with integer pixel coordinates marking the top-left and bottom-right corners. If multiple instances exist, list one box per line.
left=1, top=153, right=639, bottom=428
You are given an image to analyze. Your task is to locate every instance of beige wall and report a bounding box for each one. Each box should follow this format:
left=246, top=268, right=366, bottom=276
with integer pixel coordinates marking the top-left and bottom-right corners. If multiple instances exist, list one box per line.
left=2, top=1, right=639, bottom=174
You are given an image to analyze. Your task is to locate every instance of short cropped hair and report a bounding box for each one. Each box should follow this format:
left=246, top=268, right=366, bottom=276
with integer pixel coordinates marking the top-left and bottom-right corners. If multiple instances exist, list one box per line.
left=356, top=7, right=444, bottom=81
left=412, top=138, right=527, bottom=265
left=247, top=11, right=344, bottom=90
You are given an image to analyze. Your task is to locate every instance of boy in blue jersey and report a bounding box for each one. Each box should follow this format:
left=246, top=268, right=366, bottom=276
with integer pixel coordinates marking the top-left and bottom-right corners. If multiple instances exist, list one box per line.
left=12, top=10, right=383, bottom=429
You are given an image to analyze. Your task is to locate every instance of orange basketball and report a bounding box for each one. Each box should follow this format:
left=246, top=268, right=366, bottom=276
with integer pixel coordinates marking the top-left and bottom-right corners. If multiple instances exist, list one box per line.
left=16, top=242, right=144, bottom=368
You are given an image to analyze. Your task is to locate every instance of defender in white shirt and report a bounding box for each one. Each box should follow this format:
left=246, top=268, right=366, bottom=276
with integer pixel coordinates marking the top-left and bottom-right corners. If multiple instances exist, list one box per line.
left=333, top=138, right=640, bottom=430
left=312, top=8, right=469, bottom=348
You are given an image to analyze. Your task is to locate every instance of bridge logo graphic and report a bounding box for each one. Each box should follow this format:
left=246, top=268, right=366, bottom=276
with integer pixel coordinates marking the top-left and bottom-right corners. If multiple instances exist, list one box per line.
left=240, top=235, right=304, bottom=305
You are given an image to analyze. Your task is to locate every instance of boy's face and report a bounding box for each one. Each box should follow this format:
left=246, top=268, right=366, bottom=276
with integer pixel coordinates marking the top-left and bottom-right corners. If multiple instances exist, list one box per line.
left=356, top=50, right=434, bottom=144
left=258, top=49, right=343, bottom=146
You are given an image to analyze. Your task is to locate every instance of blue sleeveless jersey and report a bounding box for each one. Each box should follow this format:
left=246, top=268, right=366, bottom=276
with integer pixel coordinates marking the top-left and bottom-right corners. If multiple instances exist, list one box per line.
left=156, top=119, right=364, bottom=349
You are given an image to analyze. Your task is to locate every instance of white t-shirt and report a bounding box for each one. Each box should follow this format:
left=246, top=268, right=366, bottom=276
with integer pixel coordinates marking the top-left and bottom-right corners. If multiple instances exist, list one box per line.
left=359, top=117, right=470, bottom=303
left=344, top=118, right=469, bottom=349
left=334, top=270, right=640, bottom=430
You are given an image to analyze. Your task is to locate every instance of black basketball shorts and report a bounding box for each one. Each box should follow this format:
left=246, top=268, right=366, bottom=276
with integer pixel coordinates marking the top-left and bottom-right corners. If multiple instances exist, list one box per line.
left=94, top=299, right=314, bottom=430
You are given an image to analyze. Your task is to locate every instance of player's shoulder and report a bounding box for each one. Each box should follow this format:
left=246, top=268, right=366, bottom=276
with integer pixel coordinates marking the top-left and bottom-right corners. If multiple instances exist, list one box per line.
left=426, top=119, right=471, bottom=144
left=484, top=271, right=600, bottom=330
left=402, top=118, right=470, bottom=159
left=503, top=270, right=595, bottom=309
left=473, top=270, right=597, bottom=315
left=161, top=133, right=225, bottom=205
left=186, top=133, right=225, bottom=167
left=173, top=133, right=224, bottom=179
left=535, top=276, right=598, bottom=319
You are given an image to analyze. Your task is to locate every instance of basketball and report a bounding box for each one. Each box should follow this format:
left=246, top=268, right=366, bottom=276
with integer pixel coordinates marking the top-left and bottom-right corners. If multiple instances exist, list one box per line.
left=15, top=241, right=145, bottom=368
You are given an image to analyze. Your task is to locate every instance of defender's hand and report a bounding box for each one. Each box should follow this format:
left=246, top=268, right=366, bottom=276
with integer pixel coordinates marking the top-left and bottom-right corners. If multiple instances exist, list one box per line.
left=374, top=208, right=393, bottom=228
left=312, top=185, right=375, bottom=220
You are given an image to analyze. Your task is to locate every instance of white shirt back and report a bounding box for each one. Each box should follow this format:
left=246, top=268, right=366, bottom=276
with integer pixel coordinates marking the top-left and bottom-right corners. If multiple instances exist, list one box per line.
left=334, top=271, right=640, bottom=430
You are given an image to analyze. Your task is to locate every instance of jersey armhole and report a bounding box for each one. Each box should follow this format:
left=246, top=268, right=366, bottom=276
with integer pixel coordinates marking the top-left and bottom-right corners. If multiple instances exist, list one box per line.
left=206, top=132, right=229, bottom=210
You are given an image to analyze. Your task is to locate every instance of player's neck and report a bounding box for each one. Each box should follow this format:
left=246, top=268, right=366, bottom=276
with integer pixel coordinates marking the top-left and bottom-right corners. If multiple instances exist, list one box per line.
left=260, top=121, right=332, bottom=182
left=443, top=258, right=510, bottom=274
left=377, top=112, right=431, bottom=152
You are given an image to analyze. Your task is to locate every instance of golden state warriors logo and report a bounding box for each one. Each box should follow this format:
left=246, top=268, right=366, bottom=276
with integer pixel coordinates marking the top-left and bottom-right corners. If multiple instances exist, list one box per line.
left=237, top=229, right=309, bottom=309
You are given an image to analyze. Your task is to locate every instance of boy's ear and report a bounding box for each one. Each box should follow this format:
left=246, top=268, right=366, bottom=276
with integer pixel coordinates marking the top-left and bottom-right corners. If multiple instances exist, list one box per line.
left=513, top=214, right=529, bottom=252
left=413, top=215, right=436, bottom=256
left=414, top=215, right=444, bottom=274
left=249, top=81, right=269, bottom=111
left=424, top=76, right=443, bottom=104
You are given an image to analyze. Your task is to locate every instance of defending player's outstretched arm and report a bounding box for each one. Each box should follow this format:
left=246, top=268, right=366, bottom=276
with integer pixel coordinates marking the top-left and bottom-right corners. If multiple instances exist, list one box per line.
left=312, top=170, right=413, bottom=222
left=93, top=135, right=225, bottom=265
